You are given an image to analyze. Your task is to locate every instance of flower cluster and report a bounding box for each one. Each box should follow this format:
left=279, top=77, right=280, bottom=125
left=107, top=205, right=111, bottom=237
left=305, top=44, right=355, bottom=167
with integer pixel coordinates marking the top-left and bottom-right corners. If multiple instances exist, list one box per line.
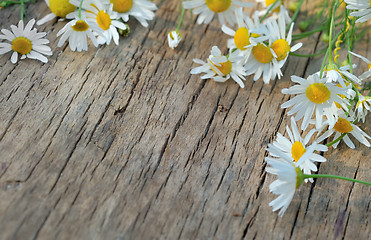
left=44, top=0, right=157, bottom=51
left=180, top=0, right=371, bottom=216
left=0, top=0, right=157, bottom=63
left=189, top=5, right=302, bottom=86
left=266, top=61, right=371, bottom=215
left=264, top=2, right=371, bottom=216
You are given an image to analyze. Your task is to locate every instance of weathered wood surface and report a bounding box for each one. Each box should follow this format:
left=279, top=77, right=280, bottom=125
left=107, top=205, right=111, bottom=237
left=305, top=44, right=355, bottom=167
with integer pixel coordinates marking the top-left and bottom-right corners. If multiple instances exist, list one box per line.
left=0, top=0, right=370, bottom=239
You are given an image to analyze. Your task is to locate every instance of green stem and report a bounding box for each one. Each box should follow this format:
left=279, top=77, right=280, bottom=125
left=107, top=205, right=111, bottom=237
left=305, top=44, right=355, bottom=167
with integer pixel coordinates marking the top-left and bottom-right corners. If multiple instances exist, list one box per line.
left=0, top=0, right=34, bottom=8
left=352, top=85, right=361, bottom=99
left=327, top=1, right=337, bottom=65
left=346, top=99, right=354, bottom=117
left=325, top=133, right=346, bottom=147
left=176, top=4, right=185, bottom=32
left=78, top=0, right=84, bottom=19
left=320, top=29, right=342, bottom=78
left=303, top=174, right=371, bottom=186
left=286, top=0, right=304, bottom=31
left=289, top=47, right=327, bottom=58
left=260, top=0, right=280, bottom=23
left=319, top=48, right=329, bottom=78
left=292, top=21, right=343, bottom=41
left=20, top=0, right=24, bottom=20
left=293, top=26, right=327, bottom=40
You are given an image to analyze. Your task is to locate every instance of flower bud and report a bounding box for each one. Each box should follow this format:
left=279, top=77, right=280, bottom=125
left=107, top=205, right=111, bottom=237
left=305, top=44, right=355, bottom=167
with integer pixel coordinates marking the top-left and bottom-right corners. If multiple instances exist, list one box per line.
left=167, top=30, right=182, bottom=49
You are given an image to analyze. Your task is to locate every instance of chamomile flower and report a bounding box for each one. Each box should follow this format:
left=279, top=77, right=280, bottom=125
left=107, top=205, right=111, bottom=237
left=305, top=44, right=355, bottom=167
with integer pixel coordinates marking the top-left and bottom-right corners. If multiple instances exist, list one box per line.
left=37, top=0, right=76, bottom=25
left=221, top=8, right=269, bottom=56
left=317, top=112, right=371, bottom=149
left=345, top=0, right=371, bottom=23
left=281, top=74, right=351, bottom=130
left=167, top=30, right=182, bottom=49
left=321, top=64, right=361, bottom=88
left=190, top=46, right=247, bottom=88
left=57, top=15, right=103, bottom=52
left=256, top=0, right=291, bottom=24
left=244, top=41, right=282, bottom=84
left=70, top=0, right=127, bottom=45
left=355, top=95, right=371, bottom=123
left=266, top=6, right=302, bottom=67
left=265, top=156, right=304, bottom=217
left=183, top=0, right=253, bottom=25
left=110, top=0, right=157, bottom=27
left=0, top=19, right=52, bottom=64
left=349, top=51, right=371, bottom=80
left=267, top=117, right=328, bottom=182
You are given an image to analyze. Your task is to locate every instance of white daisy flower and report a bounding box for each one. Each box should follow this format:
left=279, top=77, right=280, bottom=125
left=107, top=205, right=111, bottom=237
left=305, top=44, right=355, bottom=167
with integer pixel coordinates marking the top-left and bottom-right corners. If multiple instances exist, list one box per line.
left=221, top=8, right=269, bottom=56
left=110, top=0, right=157, bottom=27
left=0, top=19, right=52, bottom=64
left=265, top=156, right=304, bottom=217
left=167, top=30, right=182, bottom=49
left=317, top=111, right=371, bottom=149
left=70, top=0, right=127, bottom=45
left=311, top=72, right=357, bottom=113
left=267, top=117, right=328, bottom=182
left=37, top=0, right=76, bottom=25
left=345, top=0, right=371, bottom=23
left=190, top=46, right=247, bottom=88
left=242, top=7, right=300, bottom=84
left=321, top=64, right=361, bottom=88
left=266, top=6, right=302, bottom=68
left=349, top=51, right=371, bottom=80
left=183, top=0, right=253, bottom=25
left=244, top=41, right=282, bottom=84
left=355, top=95, right=371, bottom=123
left=281, top=74, right=352, bottom=130
left=57, top=15, right=103, bottom=52
left=256, top=0, right=291, bottom=24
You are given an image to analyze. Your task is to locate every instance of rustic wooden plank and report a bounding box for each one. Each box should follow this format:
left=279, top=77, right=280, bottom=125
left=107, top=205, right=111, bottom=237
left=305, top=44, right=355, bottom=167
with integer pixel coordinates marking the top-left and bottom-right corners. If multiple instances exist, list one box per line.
left=0, top=0, right=370, bottom=239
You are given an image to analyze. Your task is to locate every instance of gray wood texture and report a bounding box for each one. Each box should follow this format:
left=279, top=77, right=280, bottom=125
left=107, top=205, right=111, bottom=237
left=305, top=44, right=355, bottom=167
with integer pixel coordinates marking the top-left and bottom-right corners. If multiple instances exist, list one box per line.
left=0, top=0, right=370, bottom=239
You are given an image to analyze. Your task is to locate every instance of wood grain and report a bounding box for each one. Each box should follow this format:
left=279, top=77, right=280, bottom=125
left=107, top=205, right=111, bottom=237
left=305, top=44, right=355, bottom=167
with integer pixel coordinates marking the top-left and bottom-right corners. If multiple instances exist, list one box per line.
left=0, top=0, right=370, bottom=239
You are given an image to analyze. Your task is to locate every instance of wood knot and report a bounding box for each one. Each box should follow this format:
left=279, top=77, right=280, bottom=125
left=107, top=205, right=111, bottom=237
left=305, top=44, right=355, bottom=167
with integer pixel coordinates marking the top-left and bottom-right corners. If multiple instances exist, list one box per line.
left=217, top=105, right=228, bottom=112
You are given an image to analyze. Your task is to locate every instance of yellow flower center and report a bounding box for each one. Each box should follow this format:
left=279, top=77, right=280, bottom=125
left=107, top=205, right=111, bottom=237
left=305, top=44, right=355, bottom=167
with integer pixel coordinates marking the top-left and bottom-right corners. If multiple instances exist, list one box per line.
left=306, top=83, right=331, bottom=104
left=271, top=39, right=291, bottom=61
left=265, top=0, right=280, bottom=12
left=252, top=44, right=273, bottom=64
left=205, top=0, right=232, bottom=13
left=72, top=20, right=90, bottom=32
left=333, top=117, right=353, bottom=133
left=368, top=63, right=371, bottom=70
left=11, top=37, right=32, bottom=55
left=210, top=60, right=232, bottom=76
left=97, top=10, right=111, bottom=30
left=110, top=0, right=133, bottom=13
left=250, top=33, right=260, bottom=38
left=49, top=0, right=76, bottom=18
left=234, top=27, right=251, bottom=50
left=291, top=141, right=306, bottom=163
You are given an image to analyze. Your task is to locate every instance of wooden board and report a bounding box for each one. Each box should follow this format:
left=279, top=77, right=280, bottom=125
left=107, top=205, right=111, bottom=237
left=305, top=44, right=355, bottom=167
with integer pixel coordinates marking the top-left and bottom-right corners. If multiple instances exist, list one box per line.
left=0, top=0, right=370, bottom=239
